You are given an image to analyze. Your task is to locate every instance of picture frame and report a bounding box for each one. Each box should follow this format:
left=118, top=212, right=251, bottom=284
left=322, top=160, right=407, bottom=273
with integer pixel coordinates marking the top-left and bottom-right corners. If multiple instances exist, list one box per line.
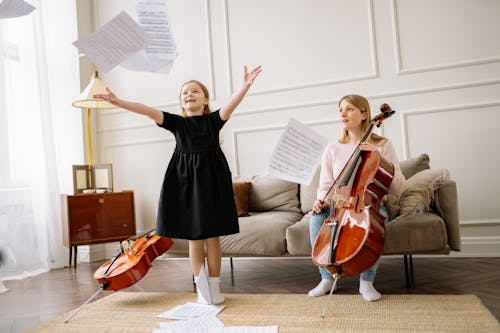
left=91, top=164, right=113, bottom=193
left=72, top=165, right=91, bottom=194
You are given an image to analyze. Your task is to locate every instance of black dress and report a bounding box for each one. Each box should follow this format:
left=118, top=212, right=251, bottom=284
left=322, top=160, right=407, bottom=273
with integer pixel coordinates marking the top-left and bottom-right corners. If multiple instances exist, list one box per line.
left=155, top=110, right=239, bottom=240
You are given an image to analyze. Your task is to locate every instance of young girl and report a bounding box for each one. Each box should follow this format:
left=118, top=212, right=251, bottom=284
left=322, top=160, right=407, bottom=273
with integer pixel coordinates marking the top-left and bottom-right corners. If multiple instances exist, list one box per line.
left=308, top=94, right=405, bottom=301
left=94, top=66, right=262, bottom=304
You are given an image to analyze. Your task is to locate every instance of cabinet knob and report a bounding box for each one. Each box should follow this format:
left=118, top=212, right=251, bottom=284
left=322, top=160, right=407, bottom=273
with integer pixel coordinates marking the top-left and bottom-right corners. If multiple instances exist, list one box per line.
left=123, top=224, right=128, bottom=228
left=98, top=198, right=105, bottom=204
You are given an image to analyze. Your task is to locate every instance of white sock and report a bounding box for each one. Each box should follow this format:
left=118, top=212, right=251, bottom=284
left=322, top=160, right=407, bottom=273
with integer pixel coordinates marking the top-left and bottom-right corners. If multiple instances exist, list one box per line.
left=208, top=277, right=225, bottom=304
left=308, top=278, right=336, bottom=297
left=194, top=276, right=209, bottom=304
left=359, top=280, right=381, bottom=302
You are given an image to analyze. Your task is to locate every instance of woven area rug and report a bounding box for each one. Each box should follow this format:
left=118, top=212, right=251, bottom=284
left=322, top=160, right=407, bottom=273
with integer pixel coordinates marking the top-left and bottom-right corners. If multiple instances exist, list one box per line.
left=29, top=292, right=500, bottom=333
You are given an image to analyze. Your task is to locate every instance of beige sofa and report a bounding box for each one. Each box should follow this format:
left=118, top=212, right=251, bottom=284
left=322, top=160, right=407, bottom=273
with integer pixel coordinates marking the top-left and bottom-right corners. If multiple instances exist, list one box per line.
left=166, top=154, right=461, bottom=287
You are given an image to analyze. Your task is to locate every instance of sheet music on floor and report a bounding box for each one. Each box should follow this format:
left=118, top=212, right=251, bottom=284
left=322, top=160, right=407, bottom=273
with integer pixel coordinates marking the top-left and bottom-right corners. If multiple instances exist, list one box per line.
left=154, top=319, right=278, bottom=333
left=153, top=315, right=224, bottom=332
left=157, top=302, right=225, bottom=320
left=267, top=118, right=327, bottom=185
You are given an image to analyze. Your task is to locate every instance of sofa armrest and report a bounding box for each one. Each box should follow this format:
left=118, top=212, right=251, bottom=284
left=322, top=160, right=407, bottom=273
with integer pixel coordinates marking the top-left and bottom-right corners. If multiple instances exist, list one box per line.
left=432, top=180, right=461, bottom=251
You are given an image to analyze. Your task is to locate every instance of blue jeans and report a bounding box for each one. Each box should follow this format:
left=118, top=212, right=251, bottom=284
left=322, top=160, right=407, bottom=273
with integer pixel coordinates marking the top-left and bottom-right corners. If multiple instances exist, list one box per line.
left=309, top=205, right=389, bottom=282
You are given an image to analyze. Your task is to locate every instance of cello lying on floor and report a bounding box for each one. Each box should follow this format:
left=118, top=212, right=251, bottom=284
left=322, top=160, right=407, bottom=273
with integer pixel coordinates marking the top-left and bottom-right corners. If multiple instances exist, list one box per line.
left=65, top=229, right=173, bottom=323
left=94, top=229, right=173, bottom=291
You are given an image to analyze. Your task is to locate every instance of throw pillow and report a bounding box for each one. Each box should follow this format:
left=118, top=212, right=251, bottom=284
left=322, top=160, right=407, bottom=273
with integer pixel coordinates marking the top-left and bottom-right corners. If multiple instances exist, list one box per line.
left=247, top=175, right=300, bottom=213
left=383, top=193, right=400, bottom=220
left=398, top=168, right=450, bottom=218
left=399, top=153, right=430, bottom=179
left=232, top=182, right=251, bottom=217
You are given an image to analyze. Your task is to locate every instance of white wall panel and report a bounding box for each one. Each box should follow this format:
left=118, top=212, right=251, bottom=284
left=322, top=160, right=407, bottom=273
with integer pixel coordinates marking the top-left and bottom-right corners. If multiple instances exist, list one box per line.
left=393, top=0, right=500, bottom=74
left=225, top=0, right=377, bottom=94
left=403, top=104, right=500, bottom=221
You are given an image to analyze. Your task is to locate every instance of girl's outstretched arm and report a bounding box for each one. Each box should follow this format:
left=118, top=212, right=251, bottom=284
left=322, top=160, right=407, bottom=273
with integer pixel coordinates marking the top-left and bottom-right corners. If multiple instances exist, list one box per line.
left=93, top=88, right=164, bottom=124
left=219, top=65, right=262, bottom=121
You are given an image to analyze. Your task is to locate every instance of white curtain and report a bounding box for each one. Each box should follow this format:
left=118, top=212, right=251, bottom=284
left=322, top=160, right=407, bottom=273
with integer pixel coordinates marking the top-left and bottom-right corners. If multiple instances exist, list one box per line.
left=0, top=0, right=82, bottom=292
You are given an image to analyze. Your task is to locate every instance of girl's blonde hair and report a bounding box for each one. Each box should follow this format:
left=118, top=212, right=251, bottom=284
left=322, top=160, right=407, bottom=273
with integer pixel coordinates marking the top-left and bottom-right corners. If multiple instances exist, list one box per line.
left=338, top=94, right=386, bottom=144
left=179, top=80, right=211, bottom=117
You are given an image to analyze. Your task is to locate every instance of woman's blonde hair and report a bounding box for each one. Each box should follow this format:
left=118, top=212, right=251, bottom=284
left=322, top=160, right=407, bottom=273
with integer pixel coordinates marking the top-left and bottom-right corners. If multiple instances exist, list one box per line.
left=179, top=80, right=211, bottom=117
left=338, top=94, right=386, bottom=144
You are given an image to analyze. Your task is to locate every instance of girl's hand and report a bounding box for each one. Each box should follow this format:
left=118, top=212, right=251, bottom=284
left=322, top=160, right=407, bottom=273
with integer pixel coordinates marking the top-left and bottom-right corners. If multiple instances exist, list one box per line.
left=312, top=199, right=329, bottom=214
left=243, top=65, right=262, bottom=87
left=93, top=87, right=119, bottom=105
left=359, top=142, right=377, bottom=152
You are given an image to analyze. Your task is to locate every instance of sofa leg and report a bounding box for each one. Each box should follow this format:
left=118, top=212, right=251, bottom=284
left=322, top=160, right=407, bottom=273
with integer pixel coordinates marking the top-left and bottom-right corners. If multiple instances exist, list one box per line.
left=230, top=257, right=234, bottom=286
left=404, top=254, right=414, bottom=289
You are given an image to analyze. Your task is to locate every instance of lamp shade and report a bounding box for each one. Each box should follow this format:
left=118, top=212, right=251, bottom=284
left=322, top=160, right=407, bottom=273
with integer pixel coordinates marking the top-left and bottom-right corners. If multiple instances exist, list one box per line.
left=72, top=71, right=116, bottom=109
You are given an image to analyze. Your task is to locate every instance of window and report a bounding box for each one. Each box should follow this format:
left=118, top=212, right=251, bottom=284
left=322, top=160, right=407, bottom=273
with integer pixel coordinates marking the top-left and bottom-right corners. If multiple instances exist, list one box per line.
left=0, top=15, right=41, bottom=188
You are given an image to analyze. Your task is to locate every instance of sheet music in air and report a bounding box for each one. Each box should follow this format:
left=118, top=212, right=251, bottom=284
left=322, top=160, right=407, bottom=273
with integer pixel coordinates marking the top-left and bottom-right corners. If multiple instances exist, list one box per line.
left=267, top=118, right=327, bottom=185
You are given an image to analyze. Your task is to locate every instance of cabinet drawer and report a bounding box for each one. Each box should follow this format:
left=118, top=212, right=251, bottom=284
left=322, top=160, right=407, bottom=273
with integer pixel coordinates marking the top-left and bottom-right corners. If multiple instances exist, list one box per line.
left=62, top=191, right=136, bottom=245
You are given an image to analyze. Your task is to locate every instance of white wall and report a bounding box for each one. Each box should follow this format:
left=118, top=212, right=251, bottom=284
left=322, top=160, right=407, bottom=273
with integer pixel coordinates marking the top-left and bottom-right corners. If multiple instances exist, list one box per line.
left=84, top=0, right=500, bottom=257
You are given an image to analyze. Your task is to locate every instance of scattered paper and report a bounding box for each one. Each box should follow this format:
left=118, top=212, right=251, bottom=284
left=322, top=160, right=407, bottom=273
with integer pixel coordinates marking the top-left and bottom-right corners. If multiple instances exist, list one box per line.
left=121, top=0, right=177, bottom=73
left=72, top=11, right=151, bottom=73
left=208, top=327, right=279, bottom=333
left=157, top=302, right=225, bottom=320
left=267, top=118, right=327, bottom=185
left=196, top=264, right=211, bottom=304
left=0, top=0, right=35, bottom=19
left=154, top=323, right=278, bottom=333
left=154, top=315, right=224, bottom=332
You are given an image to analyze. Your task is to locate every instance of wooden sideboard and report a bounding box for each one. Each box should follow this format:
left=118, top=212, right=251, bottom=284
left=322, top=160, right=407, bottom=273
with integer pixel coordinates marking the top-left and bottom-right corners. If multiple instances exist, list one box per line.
left=62, top=191, right=136, bottom=268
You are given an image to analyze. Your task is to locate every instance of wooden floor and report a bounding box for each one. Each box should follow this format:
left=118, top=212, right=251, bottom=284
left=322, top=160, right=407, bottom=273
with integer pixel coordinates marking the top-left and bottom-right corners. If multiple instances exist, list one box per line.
left=1, top=256, right=499, bottom=332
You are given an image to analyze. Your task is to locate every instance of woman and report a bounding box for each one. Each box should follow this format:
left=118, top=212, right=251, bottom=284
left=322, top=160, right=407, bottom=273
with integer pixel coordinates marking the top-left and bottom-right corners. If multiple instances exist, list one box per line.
left=308, top=94, right=405, bottom=301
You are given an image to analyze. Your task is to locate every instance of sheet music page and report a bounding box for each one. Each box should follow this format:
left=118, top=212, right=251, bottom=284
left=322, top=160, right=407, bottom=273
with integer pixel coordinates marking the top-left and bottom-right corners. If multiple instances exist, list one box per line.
left=154, top=323, right=278, bottom=333
left=267, top=118, right=327, bottom=185
left=157, top=302, right=225, bottom=320
left=121, top=0, right=177, bottom=73
left=0, top=0, right=35, bottom=18
left=72, top=11, right=151, bottom=73
left=196, top=263, right=212, bottom=304
left=155, top=315, right=224, bottom=332
left=215, top=326, right=279, bottom=333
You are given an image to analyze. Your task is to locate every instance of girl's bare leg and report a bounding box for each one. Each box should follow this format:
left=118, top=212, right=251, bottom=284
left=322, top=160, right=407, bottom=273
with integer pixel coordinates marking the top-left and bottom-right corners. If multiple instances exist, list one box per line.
left=189, top=239, right=205, bottom=276
left=205, top=237, right=222, bottom=277
left=205, top=237, right=224, bottom=304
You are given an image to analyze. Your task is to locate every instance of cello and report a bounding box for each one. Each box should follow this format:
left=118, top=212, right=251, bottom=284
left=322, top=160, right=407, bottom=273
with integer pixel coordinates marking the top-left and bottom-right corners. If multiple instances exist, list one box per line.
left=312, top=104, right=395, bottom=316
left=64, top=229, right=173, bottom=323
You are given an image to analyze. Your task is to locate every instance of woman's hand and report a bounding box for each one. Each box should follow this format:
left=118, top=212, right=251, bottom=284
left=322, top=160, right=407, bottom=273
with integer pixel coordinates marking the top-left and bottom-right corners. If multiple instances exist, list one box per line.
left=312, top=199, right=329, bottom=214
left=359, top=142, right=377, bottom=152
left=93, top=87, right=119, bottom=106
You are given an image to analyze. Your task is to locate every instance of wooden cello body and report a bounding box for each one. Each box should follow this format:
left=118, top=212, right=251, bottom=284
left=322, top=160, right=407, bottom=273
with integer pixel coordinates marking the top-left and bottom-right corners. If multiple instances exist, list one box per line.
left=93, top=230, right=173, bottom=291
left=312, top=104, right=395, bottom=278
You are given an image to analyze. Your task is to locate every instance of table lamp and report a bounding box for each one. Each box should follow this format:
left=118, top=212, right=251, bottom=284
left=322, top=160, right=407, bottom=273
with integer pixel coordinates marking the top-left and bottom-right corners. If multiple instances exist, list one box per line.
left=72, top=70, right=115, bottom=166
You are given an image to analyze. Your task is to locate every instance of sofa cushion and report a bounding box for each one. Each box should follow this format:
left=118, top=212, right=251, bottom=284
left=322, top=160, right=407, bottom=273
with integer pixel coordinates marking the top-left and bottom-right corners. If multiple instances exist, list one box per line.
left=233, top=182, right=251, bottom=216
left=246, top=175, right=300, bottom=213
left=220, top=211, right=303, bottom=256
left=384, top=212, right=449, bottom=254
left=399, top=168, right=450, bottom=218
left=286, top=213, right=313, bottom=256
left=399, top=153, right=430, bottom=179
left=299, top=167, right=320, bottom=214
